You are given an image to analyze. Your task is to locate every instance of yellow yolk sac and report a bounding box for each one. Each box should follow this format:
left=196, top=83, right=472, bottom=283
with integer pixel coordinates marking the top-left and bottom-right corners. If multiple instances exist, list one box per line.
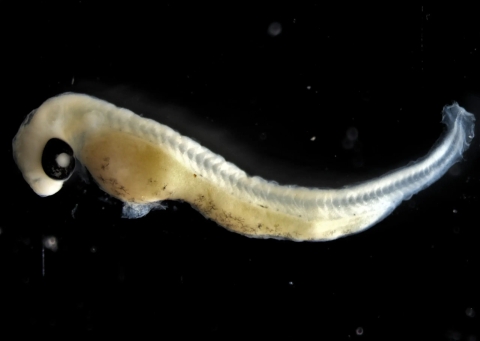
left=12, top=93, right=475, bottom=241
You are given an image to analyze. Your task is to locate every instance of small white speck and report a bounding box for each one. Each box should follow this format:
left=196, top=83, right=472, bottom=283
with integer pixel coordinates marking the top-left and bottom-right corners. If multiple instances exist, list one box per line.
left=90, top=247, right=97, bottom=253
left=465, top=307, right=475, bottom=317
left=288, top=281, right=294, bottom=286
left=356, top=327, right=364, bottom=336
left=71, top=77, right=75, bottom=85
left=306, top=86, right=311, bottom=90
left=43, top=236, right=58, bottom=252
left=310, top=136, right=316, bottom=141
left=453, top=209, right=458, bottom=213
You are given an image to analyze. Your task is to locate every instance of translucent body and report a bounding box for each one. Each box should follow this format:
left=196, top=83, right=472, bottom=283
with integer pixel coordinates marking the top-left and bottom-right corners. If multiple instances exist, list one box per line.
left=12, top=93, right=476, bottom=241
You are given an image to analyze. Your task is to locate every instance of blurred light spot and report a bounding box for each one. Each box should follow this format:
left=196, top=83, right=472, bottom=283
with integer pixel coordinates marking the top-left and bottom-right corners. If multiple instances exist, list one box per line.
left=356, top=327, right=364, bottom=336
left=346, top=127, right=359, bottom=141
left=43, top=236, right=58, bottom=251
left=310, top=136, right=316, bottom=141
left=449, top=164, right=462, bottom=176
left=72, top=203, right=78, bottom=218
left=446, top=330, right=462, bottom=340
left=268, top=22, right=282, bottom=36
left=342, top=138, right=354, bottom=150
left=466, top=307, right=476, bottom=317
left=352, top=156, right=364, bottom=168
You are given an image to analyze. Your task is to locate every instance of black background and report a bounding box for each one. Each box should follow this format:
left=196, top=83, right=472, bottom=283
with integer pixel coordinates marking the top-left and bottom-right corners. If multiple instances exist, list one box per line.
left=1, top=2, right=479, bottom=339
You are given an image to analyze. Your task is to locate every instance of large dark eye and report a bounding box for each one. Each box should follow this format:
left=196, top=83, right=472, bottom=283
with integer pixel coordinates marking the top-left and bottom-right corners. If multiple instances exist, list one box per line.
left=42, top=138, right=75, bottom=180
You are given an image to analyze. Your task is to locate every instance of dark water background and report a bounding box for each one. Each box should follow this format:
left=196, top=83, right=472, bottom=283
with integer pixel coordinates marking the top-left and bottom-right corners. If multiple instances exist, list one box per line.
left=1, top=3, right=479, bottom=339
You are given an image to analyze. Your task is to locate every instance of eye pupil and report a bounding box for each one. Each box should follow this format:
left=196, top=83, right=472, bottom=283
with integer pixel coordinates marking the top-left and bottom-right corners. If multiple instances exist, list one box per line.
left=42, top=138, right=75, bottom=180
left=56, top=153, right=70, bottom=168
